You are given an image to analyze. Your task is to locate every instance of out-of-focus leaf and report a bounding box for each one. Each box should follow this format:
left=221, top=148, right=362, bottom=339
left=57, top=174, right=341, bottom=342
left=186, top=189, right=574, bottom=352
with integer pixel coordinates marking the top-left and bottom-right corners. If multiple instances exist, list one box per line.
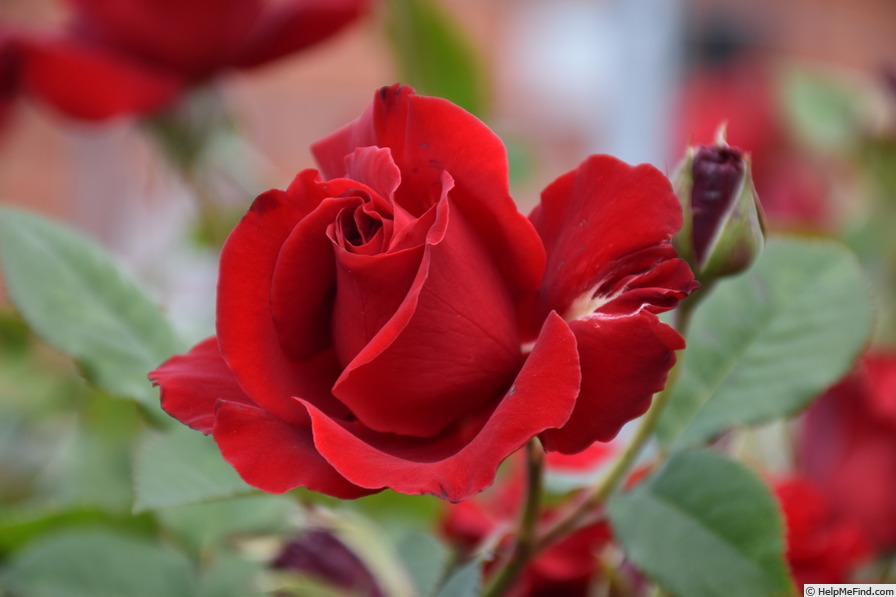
left=41, top=390, right=145, bottom=512
left=196, top=550, right=265, bottom=597
left=385, top=0, right=488, bottom=116
left=354, top=489, right=443, bottom=529
left=158, top=495, right=297, bottom=556
left=394, top=529, right=450, bottom=596
left=436, top=559, right=482, bottom=597
left=2, top=528, right=196, bottom=597
left=781, top=67, right=863, bottom=151
left=133, top=426, right=250, bottom=512
left=608, top=450, right=794, bottom=597
left=657, top=237, right=873, bottom=447
left=0, top=207, right=183, bottom=414
left=0, top=507, right=155, bottom=558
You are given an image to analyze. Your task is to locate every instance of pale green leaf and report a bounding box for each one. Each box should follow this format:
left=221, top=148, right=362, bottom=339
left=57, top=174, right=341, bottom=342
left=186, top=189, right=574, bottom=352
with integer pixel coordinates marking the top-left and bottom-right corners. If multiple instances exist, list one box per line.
left=133, top=426, right=251, bottom=512
left=608, top=450, right=794, bottom=597
left=2, top=528, right=195, bottom=597
left=658, top=237, right=873, bottom=447
left=0, top=207, right=183, bottom=410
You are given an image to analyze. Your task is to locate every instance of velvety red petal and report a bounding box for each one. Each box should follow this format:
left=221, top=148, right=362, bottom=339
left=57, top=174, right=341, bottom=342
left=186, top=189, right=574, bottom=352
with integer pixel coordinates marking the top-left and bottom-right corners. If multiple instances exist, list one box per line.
left=300, top=312, right=579, bottom=501
left=235, top=0, right=369, bottom=69
left=330, top=243, right=425, bottom=369
left=331, top=197, right=523, bottom=437
left=149, top=337, right=255, bottom=434
left=530, top=154, right=696, bottom=323
left=217, top=178, right=349, bottom=426
left=311, top=84, right=545, bottom=295
left=212, top=399, right=375, bottom=498
left=270, top=193, right=360, bottom=361
left=540, top=311, right=684, bottom=454
left=342, top=146, right=401, bottom=205
left=18, top=36, right=181, bottom=119
left=591, top=258, right=698, bottom=317
left=67, top=0, right=261, bottom=77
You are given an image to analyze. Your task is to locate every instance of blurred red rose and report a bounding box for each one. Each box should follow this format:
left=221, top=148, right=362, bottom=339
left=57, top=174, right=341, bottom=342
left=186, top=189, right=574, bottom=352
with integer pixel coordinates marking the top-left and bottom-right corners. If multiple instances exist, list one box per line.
left=0, top=0, right=367, bottom=119
left=773, top=476, right=872, bottom=587
left=800, top=351, right=896, bottom=549
left=150, top=85, right=696, bottom=501
left=442, top=448, right=614, bottom=597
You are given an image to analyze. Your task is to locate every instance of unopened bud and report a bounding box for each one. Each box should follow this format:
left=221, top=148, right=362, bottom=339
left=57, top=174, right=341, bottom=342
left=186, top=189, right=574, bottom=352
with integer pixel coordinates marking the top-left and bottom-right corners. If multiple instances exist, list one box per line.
left=672, top=142, right=766, bottom=281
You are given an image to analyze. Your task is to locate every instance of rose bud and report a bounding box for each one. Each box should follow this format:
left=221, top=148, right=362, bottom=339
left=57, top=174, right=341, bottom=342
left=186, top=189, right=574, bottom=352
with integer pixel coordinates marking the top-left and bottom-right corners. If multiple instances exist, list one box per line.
left=672, top=143, right=766, bottom=282
left=270, top=529, right=384, bottom=597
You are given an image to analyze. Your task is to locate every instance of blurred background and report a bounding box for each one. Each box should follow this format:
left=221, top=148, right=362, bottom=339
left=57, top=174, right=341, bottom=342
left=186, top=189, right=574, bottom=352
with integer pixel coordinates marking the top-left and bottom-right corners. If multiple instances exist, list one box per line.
left=0, top=0, right=895, bottom=594
left=3, top=0, right=894, bottom=227
left=3, top=0, right=893, bottom=336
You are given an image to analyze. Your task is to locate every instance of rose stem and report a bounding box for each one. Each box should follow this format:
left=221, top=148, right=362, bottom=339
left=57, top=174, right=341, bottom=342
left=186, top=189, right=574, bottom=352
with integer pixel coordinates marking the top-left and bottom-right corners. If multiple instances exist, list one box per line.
left=482, top=439, right=544, bottom=597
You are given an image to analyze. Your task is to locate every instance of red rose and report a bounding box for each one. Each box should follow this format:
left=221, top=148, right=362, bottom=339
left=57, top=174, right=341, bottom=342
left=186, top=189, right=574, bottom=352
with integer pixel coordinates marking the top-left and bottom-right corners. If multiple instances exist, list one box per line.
left=773, top=476, right=872, bottom=587
left=1, top=0, right=367, bottom=119
left=800, top=351, right=896, bottom=548
left=150, top=85, right=696, bottom=501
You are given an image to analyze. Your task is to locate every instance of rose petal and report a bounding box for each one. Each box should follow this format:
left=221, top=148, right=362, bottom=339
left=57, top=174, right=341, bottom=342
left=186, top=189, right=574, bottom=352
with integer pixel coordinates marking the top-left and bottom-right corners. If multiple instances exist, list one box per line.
left=332, top=196, right=523, bottom=437
left=531, top=154, right=696, bottom=323
left=149, top=336, right=255, bottom=434
left=589, top=258, right=699, bottom=318
left=330, top=243, right=425, bottom=369
left=212, top=399, right=375, bottom=498
left=235, top=0, right=368, bottom=69
left=17, top=36, right=181, bottom=119
left=217, top=176, right=352, bottom=425
left=270, top=193, right=361, bottom=361
left=342, top=146, right=401, bottom=206
left=299, top=312, right=579, bottom=501
left=540, top=311, right=684, bottom=453
left=312, top=84, right=545, bottom=295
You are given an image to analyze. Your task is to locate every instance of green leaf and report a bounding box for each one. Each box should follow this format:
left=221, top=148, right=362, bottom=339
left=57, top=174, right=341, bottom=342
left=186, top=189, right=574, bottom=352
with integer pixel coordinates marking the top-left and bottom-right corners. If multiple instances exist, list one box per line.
left=385, top=0, right=488, bottom=116
left=0, top=207, right=183, bottom=411
left=2, top=528, right=196, bottom=597
left=196, top=550, right=265, bottom=597
left=158, top=495, right=297, bottom=556
left=133, top=426, right=251, bottom=512
left=0, top=507, right=155, bottom=558
left=607, top=450, right=794, bottom=597
left=781, top=67, right=863, bottom=151
left=658, top=237, right=873, bottom=447
left=394, top=529, right=450, bottom=596
left=435, top=559, right=482, bottom=597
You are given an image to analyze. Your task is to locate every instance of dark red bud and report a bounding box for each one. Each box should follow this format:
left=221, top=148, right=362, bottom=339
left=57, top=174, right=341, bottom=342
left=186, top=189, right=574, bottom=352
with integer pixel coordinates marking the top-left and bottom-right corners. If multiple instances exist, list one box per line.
left=271, top=529, right=385, bottom=597
left=690, top=146, right=746, bottom=266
